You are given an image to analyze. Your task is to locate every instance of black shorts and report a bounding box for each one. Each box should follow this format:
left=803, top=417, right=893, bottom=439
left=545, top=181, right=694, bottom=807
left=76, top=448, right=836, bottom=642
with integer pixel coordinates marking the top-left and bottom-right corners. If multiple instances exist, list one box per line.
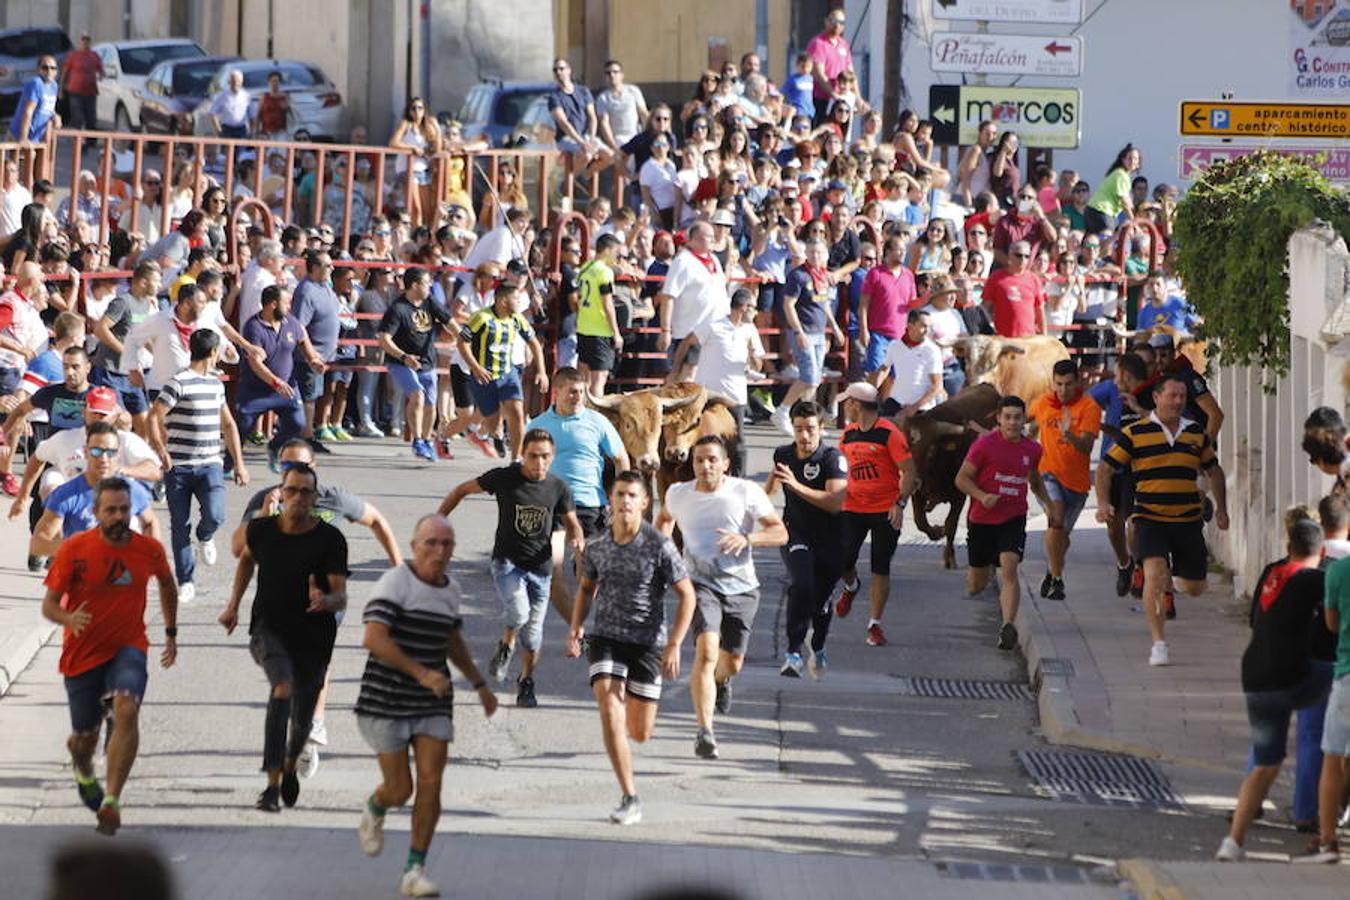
left=841, top=510, right=902, bottom=576
left=573, top=505, right=609, bottom=538
left=1109, top=468, right=1134, bottom=518
left=967, top=516, right=1028, bottom=569
left=450, top=365, right=473, bottom=408
left=1133, top=518, right=1208, bottom=581
left=587, top=635, right=663, bottom=702
left=578, top=334, right=617, bottom=372
left=691, top=584, right=760, bottom=656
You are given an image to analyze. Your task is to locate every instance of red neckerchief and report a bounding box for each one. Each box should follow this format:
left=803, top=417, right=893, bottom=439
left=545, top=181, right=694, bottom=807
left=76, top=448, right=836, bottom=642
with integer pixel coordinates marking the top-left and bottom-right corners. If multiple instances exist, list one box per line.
left=690, top=250, right=718, bottom=275
left=901, top=333, right=922, bottom=348
left=804, top=264, right=829, bottom=292
left=187, top=236, right=205, bottom=248
left=1258, top=559, right=1311, bottom=612
left=171, top=316, right=193, bottom=350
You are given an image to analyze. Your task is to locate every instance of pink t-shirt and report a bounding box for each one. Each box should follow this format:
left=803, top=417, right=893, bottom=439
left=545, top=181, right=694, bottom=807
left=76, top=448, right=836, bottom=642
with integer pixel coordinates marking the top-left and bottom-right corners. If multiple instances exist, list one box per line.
left=982, top=269, right=1045, bottom=338
left=964, top=430, right=1043, bottom=525
left=1038, top=186, right=1060, bottom=215
left=805, top=33, right=855, bottom=99
left=860, top=265, right=917, bottom=339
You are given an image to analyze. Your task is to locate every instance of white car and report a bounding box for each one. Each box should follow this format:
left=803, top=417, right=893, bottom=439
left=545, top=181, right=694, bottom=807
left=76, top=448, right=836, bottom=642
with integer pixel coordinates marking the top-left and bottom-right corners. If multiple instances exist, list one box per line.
left=92, top=38, right=206, bottom=131
left=192, top=59, right=346, bottom=141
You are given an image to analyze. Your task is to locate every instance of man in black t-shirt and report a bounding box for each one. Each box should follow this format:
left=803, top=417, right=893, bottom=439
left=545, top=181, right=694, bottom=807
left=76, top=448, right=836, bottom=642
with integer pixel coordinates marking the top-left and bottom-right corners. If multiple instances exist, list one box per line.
left=765, top=400, right=849, bottom=678
left=438, top=429, right=583, bottom=708
left=377, top=267, right=452, bottom=462
left=219, top=463, right=349, bottom=813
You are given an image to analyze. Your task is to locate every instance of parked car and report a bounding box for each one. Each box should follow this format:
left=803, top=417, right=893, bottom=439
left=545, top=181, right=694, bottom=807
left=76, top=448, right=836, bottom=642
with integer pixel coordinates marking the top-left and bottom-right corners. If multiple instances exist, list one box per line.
left=93, top=38, right=205, bottom=131
left=0, top=26, right=71, bottom=116
left=192, top=59, right=345, bottom=141
left=137, top=56, right=239, bottom=135
left=508, top=95, right=559, bottom=151
left=457, top=80, right=553, bottom=147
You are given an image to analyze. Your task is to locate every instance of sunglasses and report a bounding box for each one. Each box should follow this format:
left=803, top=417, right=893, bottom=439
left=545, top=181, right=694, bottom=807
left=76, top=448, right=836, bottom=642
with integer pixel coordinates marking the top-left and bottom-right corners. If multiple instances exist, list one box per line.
left=87, top=446, right=117, bottom=458
left=278, top=459, right=312, bottom=471
left=375, top=228, right=391, bottom=235
left=861, top=256, right=877, bottom=263
left=1012, top=252, right=1031, bottom=259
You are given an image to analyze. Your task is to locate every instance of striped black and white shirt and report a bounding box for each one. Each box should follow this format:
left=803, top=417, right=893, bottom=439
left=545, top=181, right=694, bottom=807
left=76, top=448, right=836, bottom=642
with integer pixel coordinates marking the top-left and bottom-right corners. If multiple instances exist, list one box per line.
left=356, top=563, right=463, bottom=719
left=155, top=370, right=224, bottom=468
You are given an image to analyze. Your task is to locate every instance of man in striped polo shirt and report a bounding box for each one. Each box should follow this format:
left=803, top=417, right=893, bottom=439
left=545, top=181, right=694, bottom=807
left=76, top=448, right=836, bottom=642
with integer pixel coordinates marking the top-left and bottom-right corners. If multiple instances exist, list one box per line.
left=149, top=328, right=250, bottom=606
left=1096, top=374, right=1229, bottom=667
left=355, top=514, right=498, bottom=898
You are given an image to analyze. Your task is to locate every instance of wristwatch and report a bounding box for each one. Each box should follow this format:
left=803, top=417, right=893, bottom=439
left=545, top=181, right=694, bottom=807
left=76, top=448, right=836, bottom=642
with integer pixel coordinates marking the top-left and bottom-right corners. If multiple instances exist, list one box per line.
left=165, top=626, right=178, bottom=638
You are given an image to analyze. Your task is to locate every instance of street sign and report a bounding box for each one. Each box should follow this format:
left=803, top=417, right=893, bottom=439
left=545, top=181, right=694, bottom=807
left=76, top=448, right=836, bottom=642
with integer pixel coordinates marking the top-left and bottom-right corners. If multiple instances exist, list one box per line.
left=930, top=0, right=1084, bottom=25
left=929, top=84, right=1080, bottom=148
left=1178, top=144, right=1350, bottom=182
left=930, top=31, right=1083, bottom=77
left=1178, top=101, right=1350, bottom=139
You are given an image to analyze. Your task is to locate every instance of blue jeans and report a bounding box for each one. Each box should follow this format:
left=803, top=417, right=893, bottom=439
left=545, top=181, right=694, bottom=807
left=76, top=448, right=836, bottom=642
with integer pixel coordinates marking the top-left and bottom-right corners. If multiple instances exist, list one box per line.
left=489, top=558, right=551, bottom=652
left=64, top=646, right=149, bottom=733
left=236, top=388, right=306, bottom=451
left=165, top=463, right=225, bottom=584
left=356, top=369, right=382, bottom=426
left=1295, top=660, right=1335, bottom=821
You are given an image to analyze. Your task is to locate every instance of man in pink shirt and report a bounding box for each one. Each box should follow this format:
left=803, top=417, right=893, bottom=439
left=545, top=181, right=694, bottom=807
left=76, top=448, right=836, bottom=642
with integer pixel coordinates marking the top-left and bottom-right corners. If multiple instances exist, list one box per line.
left=955, top=394, right=1051, bottom=650
left=60, top=32, right=103, bottom=131
left=857, top=235, right=916, bottom=374
left=805, top=9, right=854, bottom=124
left=982, top=240, right=1047, bottom=337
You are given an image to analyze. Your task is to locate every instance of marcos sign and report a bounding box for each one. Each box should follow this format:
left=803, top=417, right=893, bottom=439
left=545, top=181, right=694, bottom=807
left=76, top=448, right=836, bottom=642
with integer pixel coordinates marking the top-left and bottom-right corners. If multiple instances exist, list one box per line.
left=929, top=85, right=1080, bottom=148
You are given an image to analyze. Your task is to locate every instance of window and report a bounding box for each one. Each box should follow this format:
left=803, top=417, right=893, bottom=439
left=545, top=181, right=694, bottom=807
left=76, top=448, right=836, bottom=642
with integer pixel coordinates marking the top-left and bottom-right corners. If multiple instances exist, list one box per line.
left=117, top=42, right=204, bottom=77
left=494, top=90, right=548, bottom=128
left=172, top=61, right=227, bottom=97
left=0, top=29, right=72, bottom=58
left=236, top=63, right=326, bottom=90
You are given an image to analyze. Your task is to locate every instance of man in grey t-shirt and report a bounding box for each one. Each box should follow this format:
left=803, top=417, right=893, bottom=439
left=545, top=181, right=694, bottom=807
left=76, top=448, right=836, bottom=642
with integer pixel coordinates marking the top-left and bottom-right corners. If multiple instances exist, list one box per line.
left=568, top=471, right=695, bottom=826
left=595, top=60, right=649, bottom=154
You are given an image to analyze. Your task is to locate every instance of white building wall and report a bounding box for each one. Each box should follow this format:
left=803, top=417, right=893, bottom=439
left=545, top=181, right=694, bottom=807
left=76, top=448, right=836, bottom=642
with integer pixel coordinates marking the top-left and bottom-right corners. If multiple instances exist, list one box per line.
left=852, top=0, right=1292, bottom=187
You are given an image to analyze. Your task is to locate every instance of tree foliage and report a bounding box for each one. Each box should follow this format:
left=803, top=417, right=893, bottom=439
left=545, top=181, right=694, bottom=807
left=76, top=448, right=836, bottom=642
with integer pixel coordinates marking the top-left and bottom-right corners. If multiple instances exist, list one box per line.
left=1171, top=151, right=1350, bottom=378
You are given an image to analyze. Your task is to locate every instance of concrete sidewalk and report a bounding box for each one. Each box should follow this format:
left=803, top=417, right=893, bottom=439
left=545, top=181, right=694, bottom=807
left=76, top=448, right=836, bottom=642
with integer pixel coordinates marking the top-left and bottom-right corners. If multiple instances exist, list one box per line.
left=0, top=513, right=51, bottom=697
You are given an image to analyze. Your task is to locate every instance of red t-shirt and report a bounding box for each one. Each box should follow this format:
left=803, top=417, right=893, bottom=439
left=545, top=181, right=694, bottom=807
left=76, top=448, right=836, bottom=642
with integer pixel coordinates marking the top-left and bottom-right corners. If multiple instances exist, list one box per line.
left=257, top=91, right=290, bottom=134
left=45, top=529, right=171, bottom=677
left=991, top=212, right=1046, bottom=258
left=964, top=430, right=1043, bottom=525
left=982, top=269, right=1045, bottom=338
left=840, top=418, right=912, bottom=513
left=62, top=49, right=103, bottom=96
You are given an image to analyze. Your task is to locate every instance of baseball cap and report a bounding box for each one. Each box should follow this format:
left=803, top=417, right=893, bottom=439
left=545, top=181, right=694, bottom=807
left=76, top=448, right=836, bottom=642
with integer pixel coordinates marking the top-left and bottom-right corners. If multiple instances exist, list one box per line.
left=1147, top=332, right=1175, bottom=349
left=825, top=178, right=847, bottom=192
left=86, top=386, right=118, bottom=416
left=839, top=382, right=879, bottom=405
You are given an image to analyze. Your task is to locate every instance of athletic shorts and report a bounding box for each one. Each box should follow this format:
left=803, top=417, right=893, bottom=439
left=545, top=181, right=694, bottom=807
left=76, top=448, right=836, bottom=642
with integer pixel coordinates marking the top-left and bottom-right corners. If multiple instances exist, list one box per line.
left=64, top=646, right=148, bottom=734
left=587, top=635, right=663, bottom=702
left=841, top=509, right=902, bottom=576
left=450, top=365, right=473, bottom=408
left=572, top=505, right=609, bottom=538
left=1133, top=518, right=1207, bottom=582
left=691, top=583, right=760, bottom=657
left=577, top=334, right=617, bottom=372
left=388, top=362, right=437, bottom=406
left=862, top=333, right=895, bottom=374
left=91, top=367, right=149, bottom=415
left=1109, top=468, right=1134, bottom=518
left=1042, top=472, right=1088, bottom=532
left=356, top=713, right=453, bottom=753
left=468, top=366, right=524, bottom=417
left=967, top=515, right=1028, bottom=569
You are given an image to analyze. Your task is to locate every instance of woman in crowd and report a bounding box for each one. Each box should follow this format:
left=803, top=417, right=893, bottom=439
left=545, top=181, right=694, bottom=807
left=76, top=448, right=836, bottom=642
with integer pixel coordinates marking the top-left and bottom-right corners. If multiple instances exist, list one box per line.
left=906, top=218, right=955, bottom=276
left=389, top=96, right=442, bottom=229
left=478, top=160, right=528, bottom=231
left=1087, top=144, right=1141, bottom=234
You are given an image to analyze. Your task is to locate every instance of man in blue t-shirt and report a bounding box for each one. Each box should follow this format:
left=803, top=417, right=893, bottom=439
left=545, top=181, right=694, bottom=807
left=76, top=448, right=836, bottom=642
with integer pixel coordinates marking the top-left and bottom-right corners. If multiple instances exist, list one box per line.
left=9, top=55, right=60, bottom=142
left=547, top=57, right=612, bottom=181
left=1137, top=273, right=1200, bottom=334
left=527, top=367, right=630, bottom=617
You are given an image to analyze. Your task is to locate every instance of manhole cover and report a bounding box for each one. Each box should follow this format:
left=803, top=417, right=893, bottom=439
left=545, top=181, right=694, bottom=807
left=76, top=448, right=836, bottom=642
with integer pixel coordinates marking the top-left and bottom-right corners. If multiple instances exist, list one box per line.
left=936, top=861, right=1090, bottom=883
left=896, top=676, right=1032, bottom=702
left=1018, top=749, right=1185, bottom=810
left=1037, top=657, right=1075, bottom=677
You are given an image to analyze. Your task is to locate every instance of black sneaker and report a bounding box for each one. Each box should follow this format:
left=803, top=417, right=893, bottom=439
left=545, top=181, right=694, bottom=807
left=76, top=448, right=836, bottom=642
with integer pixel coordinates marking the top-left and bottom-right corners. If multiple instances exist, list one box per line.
left=1039, top=572, right=1054, bottom=598
left=280, top=770, right=300, bottom=808
left=492, top=435, right=508, bottom=457
left=1165, top=591, right=1177, bottom=620
left=256, top=784, right=281, bottom=812
left=1115, top=565, right=1132, bottom=597
left=27, top=554, right=44, bottom=573
left=488, top=641, right=513, bottom=683
left=516, top=677, right=538, bottom=708
left=1047, top=577, right=1066, bottom=601
left=76, top=777, right=104, bottom=812
left=714, top=681, right=731, bottom=715
left=997, top=622, right=1018, bottom=651
left=694, top=728, right=719, bottom=759
left=309, top=438, right=334, bottom=455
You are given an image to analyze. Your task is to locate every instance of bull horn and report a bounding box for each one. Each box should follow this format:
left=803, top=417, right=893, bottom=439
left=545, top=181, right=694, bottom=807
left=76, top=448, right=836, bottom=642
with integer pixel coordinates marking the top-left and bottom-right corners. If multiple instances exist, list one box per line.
left=585, top=390, right=624, bottom=411
left=930, top=421, right=965, bottom=437
left=659, top=392, right=703, bottom=412
left=702, top=391, right=737, bottom=408
left=999, top=343, right=1028, bottom=356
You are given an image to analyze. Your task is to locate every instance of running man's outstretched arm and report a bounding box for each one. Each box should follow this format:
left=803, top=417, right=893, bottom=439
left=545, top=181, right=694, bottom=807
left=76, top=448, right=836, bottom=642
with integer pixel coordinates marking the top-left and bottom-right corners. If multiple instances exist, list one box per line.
left=447, top=626, right=498, bottom=717
left=567, top=575, right=597, bottom=657
left=356, top=502, right=403, bottom=566
left=436, top=478, right=483, bottom=518
left=219, top=547, right=256, bottom=634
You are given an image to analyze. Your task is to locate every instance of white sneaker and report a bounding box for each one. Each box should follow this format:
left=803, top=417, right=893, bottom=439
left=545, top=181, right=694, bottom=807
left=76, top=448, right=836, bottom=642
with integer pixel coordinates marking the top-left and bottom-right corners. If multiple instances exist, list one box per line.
left=400, top=864, right=439, bottom=897
left=198, top=538, right=217, bottom=567
left=297, top=743, right=320, bottom=779
left=358, top=801, right=385, bottom=856
left=1149, top=641, right=1170, bottom=667
left=308, top=718, right=328, bottom=746
left=1215, top=836, right=1245, bottom=861
left=178, top=582, right=196, bottom=605
left=771, top=407, right=793, bottom=436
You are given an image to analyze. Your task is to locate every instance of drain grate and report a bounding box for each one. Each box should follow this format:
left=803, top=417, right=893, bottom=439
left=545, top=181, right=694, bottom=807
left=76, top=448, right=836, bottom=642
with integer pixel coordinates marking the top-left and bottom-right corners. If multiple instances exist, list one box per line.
left=1018, top=749, right=1185, bottom=810
left=1037, top=657, right=1076, bottom=677
left=936, top=861, right=1090, bottom=883
left=896, top=676, right=1033, bottom=702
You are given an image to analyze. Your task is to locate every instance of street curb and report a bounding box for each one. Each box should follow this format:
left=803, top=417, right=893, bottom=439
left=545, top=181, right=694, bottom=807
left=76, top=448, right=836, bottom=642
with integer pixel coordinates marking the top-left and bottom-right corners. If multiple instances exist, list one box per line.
left=1116, top=859, right=1186, bottom=900
left=0, top=618, right=55, bottom=698
left=0, top=515, right=52, bottom=699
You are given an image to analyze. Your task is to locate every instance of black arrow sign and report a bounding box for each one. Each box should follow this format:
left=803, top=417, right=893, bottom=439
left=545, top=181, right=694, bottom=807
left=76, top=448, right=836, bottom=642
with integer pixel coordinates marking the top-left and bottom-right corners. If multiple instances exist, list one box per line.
left=937, top=0, right=958, bottom=8
left=1187, top=107, right=1206, bottom=129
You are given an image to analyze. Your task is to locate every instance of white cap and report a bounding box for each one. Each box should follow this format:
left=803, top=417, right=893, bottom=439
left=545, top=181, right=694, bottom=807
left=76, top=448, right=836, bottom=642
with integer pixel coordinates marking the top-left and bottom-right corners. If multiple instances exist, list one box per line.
left=839, top=382, right=878, bottom=404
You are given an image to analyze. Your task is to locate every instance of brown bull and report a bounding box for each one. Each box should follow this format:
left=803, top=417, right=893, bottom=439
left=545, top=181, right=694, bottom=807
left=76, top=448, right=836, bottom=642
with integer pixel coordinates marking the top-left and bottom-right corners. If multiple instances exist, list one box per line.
left=960, top=335, right=1069, bottom=409
left=658, top=397, right=740, bottom=503
left=586, top=384, right=705, bottom=474
left=903, top=384, right=1001, bottom=569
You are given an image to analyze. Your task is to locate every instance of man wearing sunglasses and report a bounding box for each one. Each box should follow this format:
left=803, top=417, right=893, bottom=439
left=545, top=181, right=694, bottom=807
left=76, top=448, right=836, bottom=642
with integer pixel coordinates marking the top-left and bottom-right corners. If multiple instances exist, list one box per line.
left=982, top=240, right=1047, bottom=338
left=596, top=59, right=649, bottom=157
left=9, top=55, right=61, bottom=144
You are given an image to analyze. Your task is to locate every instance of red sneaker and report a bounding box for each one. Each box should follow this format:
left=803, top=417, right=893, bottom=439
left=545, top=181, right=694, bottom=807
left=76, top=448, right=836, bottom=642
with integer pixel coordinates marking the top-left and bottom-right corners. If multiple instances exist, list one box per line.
left=1130, top=564, right=1144, bottom=598
left=435, top=439, right=455, bottom=460
left=835, top=581, right=858, bottom=618
left=0, top=472, right=19, bottom=497
left=865, top=623, right=888, bottom=646
left=466, top=431, right=499, bottom=459
left=1164, top=591, right=1177, bottom=620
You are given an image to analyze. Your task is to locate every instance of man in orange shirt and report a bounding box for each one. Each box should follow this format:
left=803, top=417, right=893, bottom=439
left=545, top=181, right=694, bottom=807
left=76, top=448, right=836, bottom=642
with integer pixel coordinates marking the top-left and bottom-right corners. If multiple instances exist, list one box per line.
left=1028, top=359, right=1101, bottom=600
left=834, top=382, right=917, bottom=647
left=60, top=32, right=103, bottom=132
left=40, top=475, right=179, bottom=836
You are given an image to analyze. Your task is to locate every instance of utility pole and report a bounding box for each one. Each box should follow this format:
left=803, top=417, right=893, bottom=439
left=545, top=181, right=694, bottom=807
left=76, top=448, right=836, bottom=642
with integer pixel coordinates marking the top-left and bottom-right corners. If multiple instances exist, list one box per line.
left=881, top=0, right=903, bottom=137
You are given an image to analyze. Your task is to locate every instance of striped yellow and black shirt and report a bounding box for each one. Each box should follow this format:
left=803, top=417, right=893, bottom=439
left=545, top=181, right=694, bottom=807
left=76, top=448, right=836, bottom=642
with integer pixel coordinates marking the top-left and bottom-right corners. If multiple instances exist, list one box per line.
left=1105, top=415, right=1217, bottom=523
left=463, top=308, right=534, bottom=380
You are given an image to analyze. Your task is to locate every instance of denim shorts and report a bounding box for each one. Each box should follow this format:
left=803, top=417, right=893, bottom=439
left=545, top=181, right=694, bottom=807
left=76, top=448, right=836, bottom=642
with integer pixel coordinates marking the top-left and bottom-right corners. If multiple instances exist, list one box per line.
left=1323, top=673, right=1350, bottom=756
left=64, top=646, right=148, bottom=733
left=357, top=713, right=453, bottom=753
left=796, top=331, right=827, bottom=386
left=91, top=367, right=149, bottom=415
left=468, top=367, right=524, bottom=417
left=489, top=558, right=551, bottom=652
left=1247, top=666, right=1332, bottom=765
left=1041, top=472, right=1088, bottom=532
left=863, top=333, right=894, bottom=374
left=388, top=362, right=437, bottom=406
left=296, top=360, right=325, bottom=403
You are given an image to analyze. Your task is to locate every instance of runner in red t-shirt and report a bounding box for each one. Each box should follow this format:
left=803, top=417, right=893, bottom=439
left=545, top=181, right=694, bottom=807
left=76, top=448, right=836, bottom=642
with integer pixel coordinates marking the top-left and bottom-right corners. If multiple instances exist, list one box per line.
left=835, top=382, right=916, bottom=648
left=40, top=475, right=178, bottom=836
left=982, top=240, right=1047, bottom=338
left=955, top=394, right=1050, bottom=650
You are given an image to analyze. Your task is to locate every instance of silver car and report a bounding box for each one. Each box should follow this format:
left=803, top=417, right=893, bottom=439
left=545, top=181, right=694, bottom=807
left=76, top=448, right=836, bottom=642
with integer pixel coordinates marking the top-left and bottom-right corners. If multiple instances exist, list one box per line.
left=0, top=26, right=70, bottom=116
left=92, top=38, right=206, bottom=131
left=192, top=59, right=345, bottom=141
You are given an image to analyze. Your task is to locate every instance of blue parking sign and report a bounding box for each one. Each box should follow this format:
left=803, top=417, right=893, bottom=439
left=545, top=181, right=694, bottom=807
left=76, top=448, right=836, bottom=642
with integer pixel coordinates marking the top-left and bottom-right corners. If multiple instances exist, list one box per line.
left=1210, top=109, right=1230, bottom=129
